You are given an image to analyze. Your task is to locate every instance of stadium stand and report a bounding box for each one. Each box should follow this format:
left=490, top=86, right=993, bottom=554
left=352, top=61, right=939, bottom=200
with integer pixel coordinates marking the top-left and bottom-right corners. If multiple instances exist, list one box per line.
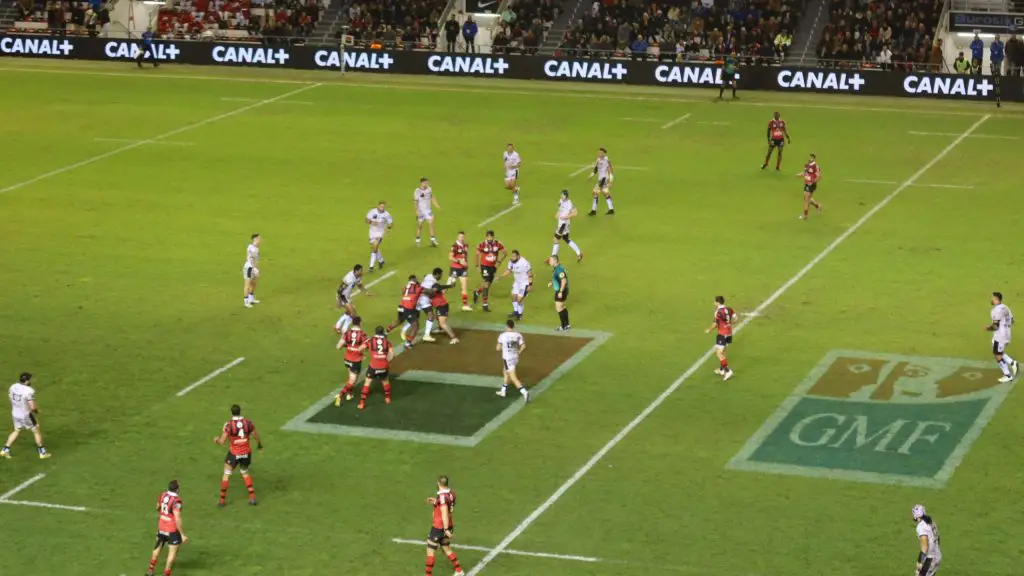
left=157, top=0, right=324, bottom=41
left=816, top=0, right=944, bottom=70
left=7, top=0, right=111, bottom=36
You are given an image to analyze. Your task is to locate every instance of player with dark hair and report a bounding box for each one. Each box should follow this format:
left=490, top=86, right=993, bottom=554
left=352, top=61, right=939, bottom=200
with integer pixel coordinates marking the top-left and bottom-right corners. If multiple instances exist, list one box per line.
left=987, top=291, right=1017, bottom=383
left=213, top=404, right=263, bottom=507
left=423, top=268, right=460, bottom=344
left=705, top=296, right=737, bottom=381
left=147, top=480, right=188, bottom=576
left=718, top=50, right=739, bottom=99
left=798, top=153, right=822, bottom=220
left=912, top=504, right=942, bottom=576
left=335, top=316, right=369, bottom=405
left=473, top=229, right=506, bottom=312
left=547, top=255, right=571, bottom=331
left=386, top=275, right=423, bottom=348
left=361, top=325, right=396, bottom=409
left=2, top=372, right=50, bottom=459
left=424, top=475, right=464, bottom=576
left=761, top=112, right=791, bottom=171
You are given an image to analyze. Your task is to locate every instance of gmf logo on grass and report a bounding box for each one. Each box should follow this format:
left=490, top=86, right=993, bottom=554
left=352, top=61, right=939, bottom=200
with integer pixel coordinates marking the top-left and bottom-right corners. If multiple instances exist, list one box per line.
left=728, top=350, right=1013, bottom=488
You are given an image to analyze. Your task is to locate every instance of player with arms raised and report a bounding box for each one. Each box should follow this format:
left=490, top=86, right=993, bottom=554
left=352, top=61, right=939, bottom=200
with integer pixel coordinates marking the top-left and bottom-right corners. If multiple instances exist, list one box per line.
left=503, top=143, right=522, bottom=205
left=1, top=372, right=50, bottom=460
left=587, top=148, right=615, bottom=216
left=147, top=479, right=188, bottom=576
left=912, top=505, right=942, bottom=576
left=761, top=112, right=792, bottom=171
left=335, top=316, right=369, bottom=405
left=448, top=231, right=472, bottom=311
left=424, top=475, right=464, bottom=576
left=496, top=319, right=529, bottom=401
left=705, top=296, right=737, bottom=381
left=473, top=229, right=506, bottom=313
left=335, top=264, right=369, bottom=335
left=366, top=201, right=394, bottom=272
left=987, top=291, right=1018, bottom=383
left=242, top=233, right=261, bottom=308
left=499, top=250, right=532, bottom=320
left=361, top=325, right=396, bottom=408
left=798, top=153, right=822, bottom=219
left=414, top=178, right=441, bottom=248
left=213, top=404, right=263, bottom=507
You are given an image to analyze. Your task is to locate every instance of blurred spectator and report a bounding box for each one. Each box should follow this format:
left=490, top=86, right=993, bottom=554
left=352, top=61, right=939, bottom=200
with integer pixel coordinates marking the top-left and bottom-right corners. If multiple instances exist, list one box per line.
left=774, top=29, right=791, bottom=57
left=970, top=33, right=984, bottom=73
left=462, top=14, right=477, bottom=53
left=877, top=42, right=892, bottom=68
left=630, top=36, right=648, bottom=60
left=1007, top=34, right=1022, bottom=76
left=493, top=27, right=510, bottom=54
left=953, top=51, right=970, bottom=74
left=929, top=38, right=942, bottom=71
left=444, top=14, right=459, bottom=51
left=990, top=34, right=1004, bottom=75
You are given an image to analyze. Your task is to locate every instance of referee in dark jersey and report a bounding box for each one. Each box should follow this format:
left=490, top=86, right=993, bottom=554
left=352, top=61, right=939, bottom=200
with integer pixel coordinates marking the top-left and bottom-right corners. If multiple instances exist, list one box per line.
left=547, top=256, right=570, bottom=331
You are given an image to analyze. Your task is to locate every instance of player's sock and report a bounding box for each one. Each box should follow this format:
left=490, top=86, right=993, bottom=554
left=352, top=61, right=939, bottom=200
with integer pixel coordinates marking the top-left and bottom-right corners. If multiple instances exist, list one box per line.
left=430, top=236, right=437, bottom=245
left=336, top=314, right=352, bottom=333
left=1003, top=353, right=1016, bottom=365
left=519, top=387, right=529, bottom=397
left=551, top=243, right=560, bottom=257
left=424, top=319, right=434, bottom=335
left=219, top=479, right=229, bottom=503
left=370, top=252, right=378, bottom=268
left=718, top=86, right=725, bottom=97
left=567, top=240, right=582, bottom=257
left=720, top=358, right=729, bottom=372
left=802, top=208, right=809, bottom=217
left=376, top=251, right=385, bottom=266
left=37, top=445, right=46, bottom=454
left=447, top=552, right=462, bottom=572
left=425, top=555, right=436, bottom=575
left=605, top=196, right=614, bottom=210
left=243, top=475, right=255, bottom=500
left=998, top=359, right=1012, bottom=377
left=461, top=292, right=468, bottom=306
left=559, top=308, right=570, bottom=328
left=415, top=236, right=421, bottom=245
left=383, top=382, right=392, bottom=399
left=732, top=86, right=737, bottom=98
left=149, top=558, right=157, bottom=572
left=163, top=569, right=172, bottom=576
left=591, top=197, right=599, bottom=212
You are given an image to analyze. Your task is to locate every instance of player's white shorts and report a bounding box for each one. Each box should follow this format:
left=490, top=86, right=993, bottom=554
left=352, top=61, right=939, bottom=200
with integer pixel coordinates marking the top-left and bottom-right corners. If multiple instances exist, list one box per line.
left=555, top=221, right=571, bottom=238
left=12, top=413, right=37, bottom=431
left=242, top=264, right=257, bottom=280
left=511, top=282, right=530, bottom=298
left=504, top=169, right=519, bottom=182
left=502, top=356, right=519, bottom=372
left=416, top=295, right=433, bottom=311
left=993, top=340, right=1009, bottom=355
left=416, top=209, right=434, bottom=223
left=369, top=232, right=385, bottom=245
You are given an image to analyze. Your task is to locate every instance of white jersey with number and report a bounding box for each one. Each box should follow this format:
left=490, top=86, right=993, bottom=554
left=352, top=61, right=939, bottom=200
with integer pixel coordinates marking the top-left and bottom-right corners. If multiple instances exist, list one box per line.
left=418, top=274, right=437, bottom=310
left=9, top=383, right=34, bottom=418
left=503, top=150, right=521, bottom=181
left=340, top=270, right=359, bottom=301
left=414, top=186, right=434, bottom=221
left=498, top=331, right=524, bottom=370
left=367, top=208, right=394, bottom=240
left=916, top=519, right=942, bottom=563
left=507, top=257, right=531, bottom=296
left=594, top=156, right=613, bottom=181
left=991, top=303, right=1014, bottom=344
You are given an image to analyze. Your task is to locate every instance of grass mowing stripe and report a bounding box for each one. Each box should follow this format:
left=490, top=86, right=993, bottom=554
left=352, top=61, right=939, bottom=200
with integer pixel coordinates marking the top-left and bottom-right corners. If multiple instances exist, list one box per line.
left=0, top=82, right=322, bottom=196
left=465, top=113, right=993, bottom=576
left=176, top=357, right=246, bottom=397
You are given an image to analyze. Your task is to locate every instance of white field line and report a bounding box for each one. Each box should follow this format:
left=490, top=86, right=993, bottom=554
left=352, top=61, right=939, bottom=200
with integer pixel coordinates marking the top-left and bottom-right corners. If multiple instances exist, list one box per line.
left=94, top=138, right=195, bottom=146
left=221, top=97, right=315, bottom=105
left=176, top=357, right=246, bottom=397
left=909, top=130, right=1019, bottom=140
left=0, top=82, right=321, bottom=195
left=0, top=499, right=88, bottom=512
left=568, top=164, right=592, bottom=177
left=661, top=112, right=691, bottom=130
left=390, top=538, right=600, bottom=563
left=0, top=63, right=997, bottom=118
left=917, top=183, right=975, bottom=189
left=362, top=269, right=396, bottom=291
left=845, top=179, right=975, bottom=190
left=0, top=473, right=46, bottom=501
left=478, top=203, right=522, bottom=227
left=465, top=114, right=992, bottom=576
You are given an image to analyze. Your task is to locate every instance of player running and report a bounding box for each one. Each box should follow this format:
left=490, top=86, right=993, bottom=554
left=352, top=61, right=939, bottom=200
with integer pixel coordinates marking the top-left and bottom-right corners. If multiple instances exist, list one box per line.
left=705, top=295, right=737, bottom=381
left=987, top=291, right=1018, bottom=383
left=147, top=480, right=188, bottom=576
left=552, top=189, right=584, bottom=262
left=912, top=505, right=942, bottom=576
left=425, top=476, right=465, bottom=576
left=473, top=229, right=506, bottom=313
left=718, top=50, right=739, bottom=99
left=386, top=275, right=423, bottom=349
left=1, top=372, right=50, bottom=460
left=366, top=201, right=394, bottom=272
left=335, top=316, right=369, bottom=405
left=335, top=264, right=369, bottom=335
left=213, top=404, right=263, bottom=507
left=761, top=112, right=792, bottom=171
left=798, top=153, right=822, bottom=219
left=499, top=250, right=532, bottom=320
left=414, top=177, right=441, bottom=248
left=587, top=148, right=615, bottom=216
left=360, top=326, right=395, bottom=408
left=423, top=268, right=460, bottom=345
left=242, top=233, right=261, bottom=308
left=496, top=319, right=529, bottom=401
left=547, top=255, right=571, bottom=331
left=503, top=143, right=522, bottom=205
left=448, top=231, right=472, bottom=311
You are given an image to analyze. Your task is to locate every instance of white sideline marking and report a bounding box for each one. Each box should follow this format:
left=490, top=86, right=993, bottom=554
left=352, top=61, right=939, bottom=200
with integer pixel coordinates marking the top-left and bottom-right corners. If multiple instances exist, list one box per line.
left=390, top=538, right=600, bottom=563
left=0, top=473, right=46, bottom=501
left=362, top=270, right=396, bottom=291
left=568, top=164, right=592, bottom=177
left=909, top=130, right=1018, bottom=140
left=176, top=357, right=246, bottom=397
left=478, top=203, right=521, bottom=227
left=660, top=112, right=691, bottom=130
left=94, top=138, right=195, bottom=146
left=466, top=115, right=992, bottom=576
left=221, top=97, right=315, bottom=105
left=740, top=311, right=761, bottom=318
left=845, top=178, right=975, bottom=190
left=0, top=83, right=321, bottom=196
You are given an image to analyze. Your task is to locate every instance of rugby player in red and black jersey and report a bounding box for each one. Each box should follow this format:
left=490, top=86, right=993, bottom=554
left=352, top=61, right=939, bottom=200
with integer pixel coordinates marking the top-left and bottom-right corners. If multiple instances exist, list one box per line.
left=473, top=229, right=506, bottom=313
left=761, top=112, right=792, bottom=171
left=705, top=296, right=737, bottom=381
left=359, top=325, right=395, bottom=409
left=335, top=316, right=369, bottom=406
left=449, top=231, right=472, bottom=311
left=425, top=475, right=464, bottom=576
left=422, top=267, right=460, bottom=344
left=798, top=153, right=822, bottom=219
left=213, top=404, right=263, bottom=507
left=386, top=275, right=423, bottom=349
left=147, top=480, right=188, bottom=576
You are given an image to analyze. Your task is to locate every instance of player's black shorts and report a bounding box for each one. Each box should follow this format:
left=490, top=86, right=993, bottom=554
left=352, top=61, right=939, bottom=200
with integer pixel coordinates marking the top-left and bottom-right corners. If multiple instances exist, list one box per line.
left=344, top=359, right=363, bottom=374
left=804, top=182, right=817, bottom=194
left=427, top=526, right=453, bottom=546
left=449, top=267, right=467, bottom=278
left=435, top=303, right=450, bottom=317
left=555, top=224, right=570, bottom=241
left=770, top=138, right=785, bottom=148
left=154, top=531, right=183, bottom=548
left=555, top=288, right=569, bottom=302
left=716, top=334, right=733, bottom=347
left=480, top=266, right=497, bottom=282
left=993, top=341, right=1007, bottom=355
left=337, top=293, right=350, bottom=307
left=398, top=307, right=419, bottom=323
left=597, top=177, right=609, bottom=188
left=245, top=267, right=255, bottom=280
left=225, top=451, right=252, bottom=469
left=367, top=367, right=390, bottom=381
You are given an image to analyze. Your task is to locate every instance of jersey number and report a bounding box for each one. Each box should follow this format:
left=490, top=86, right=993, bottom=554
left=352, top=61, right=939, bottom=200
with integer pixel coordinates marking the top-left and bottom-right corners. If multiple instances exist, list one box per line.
left=374, top=339, right=387, bottom=354
left=235, top=421, right=246, bottom=439
left=160, top=496, right=171, bottom=515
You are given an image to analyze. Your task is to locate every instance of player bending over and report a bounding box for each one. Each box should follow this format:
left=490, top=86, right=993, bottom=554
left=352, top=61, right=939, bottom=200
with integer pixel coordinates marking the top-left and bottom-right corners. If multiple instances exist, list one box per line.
left=147, top=480, right=188, bottom=576
left=761, top=112, right=791, bottom=171
left=587, top=148, right=615, bottom=216
left=425, top=476, right=465, bottom=576
left=503, top=143, right=522, bottom=205
left=335, top=317, right=369, bottom=405
left=335, top=264, right=369, bottom=334
left=423, top=268, right=460, bottom=344
left=705, top=296, right=737, bottom=381
left=242, top=233, right=261, bottom=308
left=473, top=229, right=506, bottom=313
left=213, top=404, right=263, bottom=506
left=798, top=153, right=822, bottom=220
left=414, top=177, right=441, bottom=247
left=2, top=372, right=50, bottom=459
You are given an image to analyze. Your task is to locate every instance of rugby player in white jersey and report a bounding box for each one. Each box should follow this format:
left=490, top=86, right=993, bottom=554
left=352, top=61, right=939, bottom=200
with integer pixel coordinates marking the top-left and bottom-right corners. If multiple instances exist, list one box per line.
left=242, top=233, right=261, bottom=308
left=551, top=189, right=583, bottom=262
left=587, top=147, right=615, bottom=215
left=987, top=291, right=1018, bottom=383
left=413, top=177, right=441, bottom=248
left=503, top=143, right=522, bottom=205
left=1, top=372, right=50, bottom=459
left=912, top=505, right=942, bottom=576
left=335, top=264, right=370, bottom=335
left=495, top=320, right=529, bottom=401
left=366, top=201, right=394, bottom=272
left=499, top=250, right=532, bottom=321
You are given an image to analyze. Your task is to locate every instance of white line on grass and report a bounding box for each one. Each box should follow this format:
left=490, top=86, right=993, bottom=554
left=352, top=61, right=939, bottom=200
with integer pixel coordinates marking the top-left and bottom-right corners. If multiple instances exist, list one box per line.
left=661, top=112, right=691, bottom=130
left=391, top=538, right=600, bottom=563
left=478, top=203, right=522, bottom=227
left=0, top=82, right=322, bottom=196
left=917, top=183, right=975, bottom=189
left=0, top=499, right=89, bottom=512
left=362, top=269, right=396, bottom=291
left=845, top=179, right=975, bottom=190
left=176, top=357, right=246, bottom=397
left=466, top=114, right=992, bottom=576
left=909, top=131, right=1018, bottom=140
left=0, top=473, right=46, bottom=500
left=568, top=164, right=592, bottom=177
left=94, top=138, right=195, bottom=146
left=221, top=97, right=315, bottom=105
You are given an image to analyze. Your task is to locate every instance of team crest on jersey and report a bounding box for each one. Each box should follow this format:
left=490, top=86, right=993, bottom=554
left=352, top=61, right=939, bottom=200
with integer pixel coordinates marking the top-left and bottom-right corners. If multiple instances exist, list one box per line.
left=727, top=350, right=1014, bottom=488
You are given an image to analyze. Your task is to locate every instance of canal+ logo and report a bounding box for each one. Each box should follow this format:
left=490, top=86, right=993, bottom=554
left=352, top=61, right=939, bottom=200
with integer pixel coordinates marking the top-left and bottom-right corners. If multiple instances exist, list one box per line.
left=727, top=350, right=1014, bottom=487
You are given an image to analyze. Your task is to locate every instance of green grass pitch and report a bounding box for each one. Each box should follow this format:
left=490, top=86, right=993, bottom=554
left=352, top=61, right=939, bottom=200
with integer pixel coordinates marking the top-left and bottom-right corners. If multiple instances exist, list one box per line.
left=1, top=59, right=1023, bottom=576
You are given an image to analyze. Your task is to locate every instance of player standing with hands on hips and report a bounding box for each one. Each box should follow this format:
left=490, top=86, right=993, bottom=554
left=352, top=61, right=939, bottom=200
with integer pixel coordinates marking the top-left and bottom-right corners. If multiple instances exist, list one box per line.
left=987, top=291, right=1017, bottom=383
left=547, top=256, right=571, bottom=331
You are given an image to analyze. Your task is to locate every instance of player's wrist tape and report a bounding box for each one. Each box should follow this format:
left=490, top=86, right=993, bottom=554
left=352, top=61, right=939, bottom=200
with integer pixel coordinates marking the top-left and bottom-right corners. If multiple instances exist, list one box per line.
left=917, top=552, right=927, bottom=563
